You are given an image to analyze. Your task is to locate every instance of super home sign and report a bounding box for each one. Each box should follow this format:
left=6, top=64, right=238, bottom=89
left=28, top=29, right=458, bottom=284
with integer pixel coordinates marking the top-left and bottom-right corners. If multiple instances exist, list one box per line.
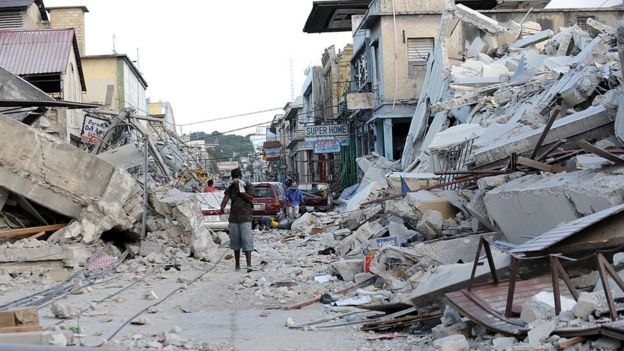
left=304, top=124, right=348, bottom=138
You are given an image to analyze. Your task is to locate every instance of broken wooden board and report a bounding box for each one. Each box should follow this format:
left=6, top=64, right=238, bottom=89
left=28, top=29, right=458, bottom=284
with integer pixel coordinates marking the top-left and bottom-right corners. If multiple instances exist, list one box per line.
left=0, top=224, right=66, bottom=239
left=0, top=308, right=41, bottom=334
left=579, top=141, right=624, bottom=165
left=516, top=156, right=576, bottom=173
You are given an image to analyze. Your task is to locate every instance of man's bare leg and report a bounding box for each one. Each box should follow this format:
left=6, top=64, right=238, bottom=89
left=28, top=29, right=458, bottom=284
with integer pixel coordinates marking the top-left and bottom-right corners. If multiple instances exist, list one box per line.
left=244, top=251, right=252, bottom=272
left=234, top=250, right=241, bottom=271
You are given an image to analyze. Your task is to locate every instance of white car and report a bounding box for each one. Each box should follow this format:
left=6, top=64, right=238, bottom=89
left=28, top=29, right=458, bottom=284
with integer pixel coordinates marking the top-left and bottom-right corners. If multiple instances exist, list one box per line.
left=196, top=191, right=229, bottom=231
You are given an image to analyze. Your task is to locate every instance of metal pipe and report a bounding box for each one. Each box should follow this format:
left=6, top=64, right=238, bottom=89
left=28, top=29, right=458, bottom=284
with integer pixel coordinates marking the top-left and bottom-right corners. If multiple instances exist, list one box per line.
left=140, top=136, right=149, bottom=241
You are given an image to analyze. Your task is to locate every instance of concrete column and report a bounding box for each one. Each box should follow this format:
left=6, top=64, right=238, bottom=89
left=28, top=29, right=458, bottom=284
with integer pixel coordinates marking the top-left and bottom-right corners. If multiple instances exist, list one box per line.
left=374, top=119, right=384, bottom=156
left=370, top=45, right=379, bottom=104
left=383, top=118, right=394, bottom=160
left=617, top=21, right=624, bottom=82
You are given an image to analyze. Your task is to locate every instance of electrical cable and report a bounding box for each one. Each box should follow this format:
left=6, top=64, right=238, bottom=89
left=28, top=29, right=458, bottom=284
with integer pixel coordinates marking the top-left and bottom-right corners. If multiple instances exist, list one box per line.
left=105, top=253, right=225, bottom=342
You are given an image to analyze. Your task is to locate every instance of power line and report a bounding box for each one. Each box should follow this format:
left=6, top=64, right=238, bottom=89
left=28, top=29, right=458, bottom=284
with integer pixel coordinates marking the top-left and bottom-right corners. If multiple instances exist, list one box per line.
left=178, top=107, right=283, bottom=127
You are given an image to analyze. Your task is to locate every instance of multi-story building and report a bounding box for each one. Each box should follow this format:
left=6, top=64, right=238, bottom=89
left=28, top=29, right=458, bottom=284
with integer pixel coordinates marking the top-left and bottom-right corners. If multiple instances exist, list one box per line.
left=81, top=54, right=148, bottom=115
left=148, top=101, right=177, bottom=132
left=0, top=28, right=85, bottom=142
left=0, top=0, right=48, bottom=30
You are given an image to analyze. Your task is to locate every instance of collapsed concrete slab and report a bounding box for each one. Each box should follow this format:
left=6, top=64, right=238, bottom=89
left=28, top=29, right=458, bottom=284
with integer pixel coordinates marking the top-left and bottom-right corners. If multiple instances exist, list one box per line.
left=484, top=169, right=624, bottom=244
left=409, top=249, right=510, bottom=306
left=0, top=114, right=143, bottom=243
left=471, top=105, right=615, bottom=167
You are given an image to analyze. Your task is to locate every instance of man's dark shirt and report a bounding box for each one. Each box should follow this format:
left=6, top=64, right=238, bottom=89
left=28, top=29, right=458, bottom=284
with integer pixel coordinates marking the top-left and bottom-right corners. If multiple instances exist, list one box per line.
left=224, top=181, right=254, bottom=223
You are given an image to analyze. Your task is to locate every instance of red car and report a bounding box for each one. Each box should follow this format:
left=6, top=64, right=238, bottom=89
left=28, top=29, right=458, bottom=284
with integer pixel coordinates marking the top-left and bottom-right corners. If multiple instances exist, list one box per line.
left=299, top=182, right=333, bottom=212
left=252, top=182, right=286, bottom=221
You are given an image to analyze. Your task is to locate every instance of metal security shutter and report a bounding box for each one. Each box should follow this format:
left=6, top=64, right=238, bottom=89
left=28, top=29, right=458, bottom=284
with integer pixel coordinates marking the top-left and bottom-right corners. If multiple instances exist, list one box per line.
left=0, top=11, right=23, bottom=29
left=407, top=38, right=434, bottom=65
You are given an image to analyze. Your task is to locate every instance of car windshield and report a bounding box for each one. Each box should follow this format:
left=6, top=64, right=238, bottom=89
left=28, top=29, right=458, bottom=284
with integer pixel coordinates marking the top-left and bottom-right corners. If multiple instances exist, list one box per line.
left=254, top=187, right=273, bottom=198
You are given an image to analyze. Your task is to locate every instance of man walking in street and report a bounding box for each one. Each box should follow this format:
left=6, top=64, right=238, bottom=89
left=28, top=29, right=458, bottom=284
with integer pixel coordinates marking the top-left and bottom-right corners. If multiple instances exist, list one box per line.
left=285, top=179, right=304, bottom=219
left=220, top=168, right=255, bottom=272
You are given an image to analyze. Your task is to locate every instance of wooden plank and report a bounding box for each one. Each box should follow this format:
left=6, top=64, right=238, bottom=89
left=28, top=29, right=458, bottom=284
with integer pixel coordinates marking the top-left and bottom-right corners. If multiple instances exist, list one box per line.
left=0, top=224, right=66, bottom=239
left=0, top=312, right=15, bottom=328
left=556, top=336, right=584, bottom=349
left=580, top=141, right=624, bottom=165
left=27, top=231, right=46, bottom=241
left=0, top=325, right=41, bottom=334
left=530, top=105, right=562, bottom=159
left=517, top=156, right=575, bottom=173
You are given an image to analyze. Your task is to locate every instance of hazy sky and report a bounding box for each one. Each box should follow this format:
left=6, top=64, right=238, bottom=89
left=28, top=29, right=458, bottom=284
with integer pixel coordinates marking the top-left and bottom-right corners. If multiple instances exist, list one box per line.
left=46, top=0, right=351, bottom=135
left=45, top=0, right=621, bottom=135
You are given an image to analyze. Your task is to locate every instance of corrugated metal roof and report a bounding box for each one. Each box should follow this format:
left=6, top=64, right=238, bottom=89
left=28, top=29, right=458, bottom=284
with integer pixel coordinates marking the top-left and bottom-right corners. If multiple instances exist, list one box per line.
left=0, top=29, right=74, bottom=76
left=511, top=203, right=624, bottom=254
left=0, top=0, right=34, bottom=9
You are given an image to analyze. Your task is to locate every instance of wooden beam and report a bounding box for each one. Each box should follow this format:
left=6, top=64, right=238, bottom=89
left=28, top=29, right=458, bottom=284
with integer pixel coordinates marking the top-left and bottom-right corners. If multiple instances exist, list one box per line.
left=530, top=105, right=562, bottom=159
left=0, top=224, right=66, bottom=239
left=579, top=141, right=624, bottom=165
left=556, top=336, right=584, bottom=349
left=27, top=231, right=47, bottom=241
left=517, top=156, right=575, bottom=173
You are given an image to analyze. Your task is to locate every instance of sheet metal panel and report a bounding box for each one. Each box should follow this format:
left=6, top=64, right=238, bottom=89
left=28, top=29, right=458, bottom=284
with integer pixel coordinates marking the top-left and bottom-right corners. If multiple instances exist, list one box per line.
left=0, top=29, right=74, bottom=75
left=511, top=204, right=624, bottom=254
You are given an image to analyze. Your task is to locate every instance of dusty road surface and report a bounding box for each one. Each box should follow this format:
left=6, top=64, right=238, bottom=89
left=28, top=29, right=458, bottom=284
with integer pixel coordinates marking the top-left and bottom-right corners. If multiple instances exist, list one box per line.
left=0, top=229, right=424, bottom=351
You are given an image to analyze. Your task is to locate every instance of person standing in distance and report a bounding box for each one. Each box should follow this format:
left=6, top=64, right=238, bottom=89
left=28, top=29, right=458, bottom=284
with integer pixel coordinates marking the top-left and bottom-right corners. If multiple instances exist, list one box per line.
left=285, top=179, right=304, bottom=219
left=220, top=168, right=255, bottom=272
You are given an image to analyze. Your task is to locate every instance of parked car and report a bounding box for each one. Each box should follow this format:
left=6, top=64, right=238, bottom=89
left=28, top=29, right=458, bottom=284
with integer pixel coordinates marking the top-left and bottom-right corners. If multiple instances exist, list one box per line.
left=251, top=182, right=286, bottom=224
left=196, top=191, right=229, bottom=231
left=299, top=182, right=333, bottom=212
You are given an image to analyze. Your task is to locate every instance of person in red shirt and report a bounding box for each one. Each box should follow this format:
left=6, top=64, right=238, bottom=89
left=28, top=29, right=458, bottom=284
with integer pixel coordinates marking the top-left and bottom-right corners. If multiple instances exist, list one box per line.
left=204, top=179, right=217, bottom=192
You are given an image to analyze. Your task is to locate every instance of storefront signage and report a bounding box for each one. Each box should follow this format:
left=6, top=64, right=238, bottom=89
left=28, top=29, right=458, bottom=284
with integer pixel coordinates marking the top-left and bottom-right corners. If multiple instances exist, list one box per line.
left=313, top=139, right=341, bottom=154
left=304, top=124, right=348, bottom=137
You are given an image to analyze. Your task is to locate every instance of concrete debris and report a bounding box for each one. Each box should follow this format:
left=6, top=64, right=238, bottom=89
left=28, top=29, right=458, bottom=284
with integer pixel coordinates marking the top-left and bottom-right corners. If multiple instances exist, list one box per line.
left=416, top=209, right=444, bottom=239
left=50, top=302, right=78, bottom=319
left=527, top=320, right=556, bottom=347
left=520, top=296, right=556, bottom=323
left=432, top=334, right=469, bottom=351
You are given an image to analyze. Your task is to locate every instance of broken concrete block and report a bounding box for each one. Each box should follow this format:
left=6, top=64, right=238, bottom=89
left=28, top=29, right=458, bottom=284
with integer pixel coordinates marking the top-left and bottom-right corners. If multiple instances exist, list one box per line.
left=388, top=221, right=419, bottom=243
left=466, top=36, right=488, bottom=58
left=591, top=337, right=621, bottom=351
left=410, top=250, right=510, bottom=305
left=520, top=297, right=555, bottom=323
left=51, top=302, right=78, bottom=319
left=191, top=225, right=219, bottom=262
left=493, top=336, right=515, bottom=351
left=574, top=291, right=607, bottom=319
left=454, top=4, right=504, bottom=34
left=416, top=209, right=444, bottom=239
left=338, top=220, right=384, bottom=256
left=433, top=334, right=469, bottom=351
left=441, top=306, right=462, bottom=326
left=473, top=105, right=615, bottom=168
left=510, top=29, right=554, bottom=49
left=528, top=320, right=556, bottom=347
left=139, top=241, right=165, bottom=257
left=477, top=172, right=524, bottom=191
left=485, top=168, right=624, bottom=244
left=346, top=181, right=383, bottom=212
left=331, top=259, right=363, bottom=282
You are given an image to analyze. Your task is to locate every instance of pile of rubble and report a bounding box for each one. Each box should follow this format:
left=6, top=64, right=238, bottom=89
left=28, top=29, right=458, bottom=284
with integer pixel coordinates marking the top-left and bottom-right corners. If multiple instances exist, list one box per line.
left=273, top=8, right=624, bottom=350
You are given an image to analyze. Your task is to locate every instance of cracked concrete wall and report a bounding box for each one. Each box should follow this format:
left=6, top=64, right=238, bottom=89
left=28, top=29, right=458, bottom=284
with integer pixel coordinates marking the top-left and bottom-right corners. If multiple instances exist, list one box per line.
left=0, top=114, right=142, bottom=242
left=484, top=169, right=624, bottom=244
